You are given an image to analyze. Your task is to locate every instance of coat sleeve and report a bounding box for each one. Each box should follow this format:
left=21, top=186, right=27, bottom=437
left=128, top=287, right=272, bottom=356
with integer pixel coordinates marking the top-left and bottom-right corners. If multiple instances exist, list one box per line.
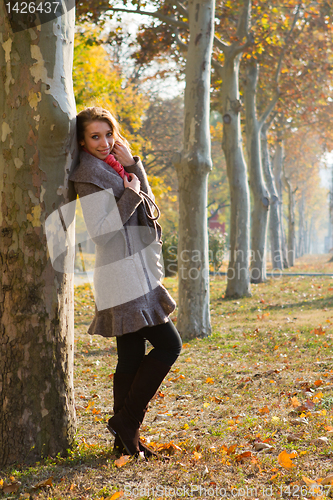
left=124, top=156, right=155, bottom=200
left=74, top=181, right=142, bottom=246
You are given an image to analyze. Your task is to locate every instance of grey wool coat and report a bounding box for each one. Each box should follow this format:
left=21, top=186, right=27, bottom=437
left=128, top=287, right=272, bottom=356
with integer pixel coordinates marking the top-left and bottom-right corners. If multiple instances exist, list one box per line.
left=69, top=150, right=176, bottom=337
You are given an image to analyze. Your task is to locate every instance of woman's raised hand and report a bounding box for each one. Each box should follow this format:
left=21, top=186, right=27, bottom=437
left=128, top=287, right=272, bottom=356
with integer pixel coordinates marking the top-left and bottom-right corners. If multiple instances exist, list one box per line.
left=112, top=142, right=134, bottom=167
left=124, top=173, right=141, bottom=194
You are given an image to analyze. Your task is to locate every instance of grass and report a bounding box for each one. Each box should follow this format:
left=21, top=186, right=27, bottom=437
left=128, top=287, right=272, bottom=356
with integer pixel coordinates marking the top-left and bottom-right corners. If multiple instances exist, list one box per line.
left=1, top=254, right=333, bottom=499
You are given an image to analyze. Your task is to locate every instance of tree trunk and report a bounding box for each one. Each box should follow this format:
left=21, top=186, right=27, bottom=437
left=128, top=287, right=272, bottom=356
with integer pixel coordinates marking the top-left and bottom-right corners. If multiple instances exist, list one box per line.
left=261, top=124, right=283, bottom=271
left=219, top=0, right=252, bottom=298
left=221, top=51, right=251, bottom=297
left=244, top=61, right=270, bottom=283
left=304, top=218, right=309, bottom=254
left=174, top=0, right=214, bottom=339
left=273, top=138, right=289, bottom=268
left=0, top=8, right=76, bottom=465
left=284, top=174, right=297, bottom=267
left=308, top=216, right=313, bottom=254
left=298, top=192, right=305, bottom=257
left=281, top=214, right=289, bottom=267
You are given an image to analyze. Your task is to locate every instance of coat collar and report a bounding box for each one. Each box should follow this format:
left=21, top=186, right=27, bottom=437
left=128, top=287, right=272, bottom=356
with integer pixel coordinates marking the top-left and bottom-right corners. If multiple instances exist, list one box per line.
left=69, top=151, right=124, bottom=195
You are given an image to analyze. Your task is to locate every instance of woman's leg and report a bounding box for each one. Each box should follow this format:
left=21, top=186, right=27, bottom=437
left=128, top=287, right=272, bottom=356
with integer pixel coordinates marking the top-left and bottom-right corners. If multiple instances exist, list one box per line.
left=138, top=319, right=182, bottom=367
left=108, top=320, right=182, bottom=456
left=111, top=333, right=146, bottom=453
left=113, top=320, right=181, bottom=416
left=115, top=331, right=146, bottom=374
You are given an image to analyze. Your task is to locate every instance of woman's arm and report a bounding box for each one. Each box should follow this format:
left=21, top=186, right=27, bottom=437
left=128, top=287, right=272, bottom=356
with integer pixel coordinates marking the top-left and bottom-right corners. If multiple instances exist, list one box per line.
left=75, top=181, right=142, bottom=247
left=124, top=157, right=154, bottom=199
left=112, top=142, right=154, bottom=199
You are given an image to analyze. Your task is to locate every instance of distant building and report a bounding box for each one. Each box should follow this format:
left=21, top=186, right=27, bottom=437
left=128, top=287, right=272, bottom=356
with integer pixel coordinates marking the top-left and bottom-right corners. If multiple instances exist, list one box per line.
left=208, top=212, right=225, bottom=233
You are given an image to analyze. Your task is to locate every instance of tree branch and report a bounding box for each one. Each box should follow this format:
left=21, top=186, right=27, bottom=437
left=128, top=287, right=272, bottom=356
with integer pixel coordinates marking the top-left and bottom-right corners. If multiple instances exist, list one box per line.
left=236, top=0, right=251, bottom=39
left=258, top=3, right=303, bottom=130
left=172, top=25, right=188, bottom=53
left=233, top=35, right=254, bottom=57
left=107, top=7, right=188, bottom=29
left=211, top=58, right=224, bottom=78
left=208, top=201, right=230, bottom=220
left=165, top=0, right=189, bottom=18
left=261, top=110, right=278, bottom=134
left=275, top=1, right=302, bottom=84
left=214, top=35, right=228, bottom=52
left=259, top=91, right=280, bottom=128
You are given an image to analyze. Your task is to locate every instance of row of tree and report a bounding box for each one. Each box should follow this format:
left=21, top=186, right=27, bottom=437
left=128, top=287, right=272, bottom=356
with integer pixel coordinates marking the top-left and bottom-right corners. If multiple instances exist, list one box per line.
left=73, top=29, right=328, bottom=269
left=76, top=0, right=333, bottom=335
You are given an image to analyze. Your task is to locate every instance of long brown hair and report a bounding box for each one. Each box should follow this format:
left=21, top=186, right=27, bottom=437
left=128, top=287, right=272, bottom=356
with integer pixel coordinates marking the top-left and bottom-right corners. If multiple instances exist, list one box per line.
left=76, top=107, right=131, bottom=150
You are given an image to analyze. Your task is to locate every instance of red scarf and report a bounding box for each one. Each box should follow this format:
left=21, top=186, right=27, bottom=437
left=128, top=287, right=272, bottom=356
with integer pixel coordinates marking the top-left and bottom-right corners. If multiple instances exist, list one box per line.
left=83, top=147, right=130, bottom=180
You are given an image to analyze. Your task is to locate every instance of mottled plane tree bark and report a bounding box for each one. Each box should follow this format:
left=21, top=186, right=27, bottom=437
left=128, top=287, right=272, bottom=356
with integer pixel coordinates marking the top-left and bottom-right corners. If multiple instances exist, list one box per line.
left=213, top=0, right=252, bottom=297
left=173, top=0, right=215, bottom=339
left=261, top=117, right=283, bottom=271
left=273, top=135, right=289, bottom=268
left=284, top=172, right=297, bottom=267
left=244, top=61, right=274, bottom=283
left=297, top=192, right=306, bottom=257
left=0, top=4, right=76, bottom=465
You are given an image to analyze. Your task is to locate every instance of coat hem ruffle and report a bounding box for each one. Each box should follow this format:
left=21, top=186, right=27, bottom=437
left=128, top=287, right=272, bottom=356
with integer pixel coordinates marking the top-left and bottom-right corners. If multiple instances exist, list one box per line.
left=87, top=286, right=176, bottom=338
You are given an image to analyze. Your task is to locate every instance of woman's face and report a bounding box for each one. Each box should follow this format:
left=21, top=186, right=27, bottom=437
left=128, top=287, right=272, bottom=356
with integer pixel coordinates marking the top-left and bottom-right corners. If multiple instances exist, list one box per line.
left=80, top=120, right=115, bottom=160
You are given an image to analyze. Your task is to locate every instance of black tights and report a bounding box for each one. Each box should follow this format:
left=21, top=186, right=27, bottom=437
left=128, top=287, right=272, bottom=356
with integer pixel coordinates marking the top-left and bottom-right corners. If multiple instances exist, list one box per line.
left=116, top=320, right=182, bottom=374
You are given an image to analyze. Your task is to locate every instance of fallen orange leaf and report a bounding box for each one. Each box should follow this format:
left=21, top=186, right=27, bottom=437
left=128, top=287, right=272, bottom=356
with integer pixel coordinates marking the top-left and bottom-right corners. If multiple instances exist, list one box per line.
left=302, top=476, right=318, bottom=485
left=171, top=374, right=185, bottom=382
left=85, top=400, right=95, bottom=410
left=108, top=492, right=124, bottom=500
left=258, top=406, right=270, bottom=414
left=211, top=396, right=222, bottom=403
left=227, top=444, right=237, bottom=454
left=114, top=455, right=131, bottom=468
left=193, top=451, right=202, bottom=460
left=291, top=396, right=301, bottom=407
left=235, top=451, right=252, bottom=462
left=32, top=477, right=53, bottom=489
left=222, top=444, right=237, bottom=455
left=206, top=377, right=214, bottom=384
left=278, top=450, right=297, bottom=469
left=155, top=441, right=182, bottom=455
left=302, top=476, right=322, bottom=496
left=314, top=379, right=323, bottom=387
left=2, top=482, right=20, bottom=494
left=313, top=391, right=324, bottom=402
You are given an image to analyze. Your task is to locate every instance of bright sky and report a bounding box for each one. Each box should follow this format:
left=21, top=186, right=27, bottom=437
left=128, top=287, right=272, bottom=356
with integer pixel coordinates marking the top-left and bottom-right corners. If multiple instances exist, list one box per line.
left=320, top=151, right=333, bottom=189
left=106, top=9, right=185, bottom=99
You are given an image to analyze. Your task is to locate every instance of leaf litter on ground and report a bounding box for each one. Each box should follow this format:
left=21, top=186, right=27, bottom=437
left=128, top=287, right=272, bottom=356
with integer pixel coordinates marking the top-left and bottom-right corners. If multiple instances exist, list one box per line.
left=1, top=254, right=333, bottom=499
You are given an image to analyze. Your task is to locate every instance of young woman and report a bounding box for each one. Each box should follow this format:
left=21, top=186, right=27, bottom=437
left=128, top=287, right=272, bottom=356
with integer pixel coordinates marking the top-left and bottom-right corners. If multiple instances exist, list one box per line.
left=69, top=107, right=182, bottom=458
